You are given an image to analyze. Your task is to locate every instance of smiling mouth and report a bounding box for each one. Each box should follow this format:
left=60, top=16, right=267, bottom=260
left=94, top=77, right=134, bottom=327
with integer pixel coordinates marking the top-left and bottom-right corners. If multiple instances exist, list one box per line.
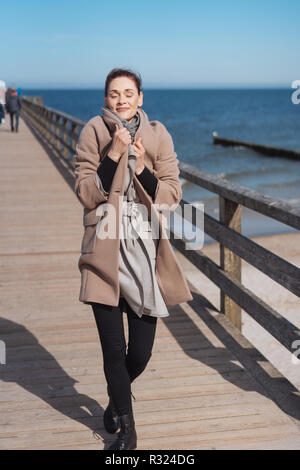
left=117, top=108, right=129, bottom=111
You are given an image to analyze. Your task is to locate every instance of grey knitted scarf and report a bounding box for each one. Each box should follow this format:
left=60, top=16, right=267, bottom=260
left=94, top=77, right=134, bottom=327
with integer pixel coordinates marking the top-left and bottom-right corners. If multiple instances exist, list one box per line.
left=101, top=105, right=140, bottom=199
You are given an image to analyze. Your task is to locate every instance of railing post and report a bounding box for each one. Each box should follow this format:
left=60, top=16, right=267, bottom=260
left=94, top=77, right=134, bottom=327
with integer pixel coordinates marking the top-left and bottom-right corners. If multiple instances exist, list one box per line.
left=62, top=118, right=69, bottom=159
left=35, top=104, right=42, bottom=135
left=45, top=109, right=51, bottom=141
left=58, top=116, right=64, bottom=153
left=71, top=123, right=79, bottom=162
left=219, top=197, right=242, bottom=330
left=54, top=114, right=60, bottom=151
left=49, top=111, right=55, bottom=145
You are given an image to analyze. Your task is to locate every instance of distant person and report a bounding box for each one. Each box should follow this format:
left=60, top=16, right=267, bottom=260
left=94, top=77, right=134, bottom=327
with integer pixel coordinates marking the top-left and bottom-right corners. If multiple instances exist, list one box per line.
left=0, top=80, right=6, bottom=106
left=0, top=103, right=4, bottom=125
left=5, top=88, right=22, bottom=132
left=0, top=80, right=6, bottom=125
left=5, top=87, right=11, bottom=103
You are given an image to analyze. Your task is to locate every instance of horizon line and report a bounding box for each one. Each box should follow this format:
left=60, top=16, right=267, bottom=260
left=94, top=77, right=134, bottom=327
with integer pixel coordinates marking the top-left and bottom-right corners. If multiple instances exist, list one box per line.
left=19, top=84, right=293, bottom=91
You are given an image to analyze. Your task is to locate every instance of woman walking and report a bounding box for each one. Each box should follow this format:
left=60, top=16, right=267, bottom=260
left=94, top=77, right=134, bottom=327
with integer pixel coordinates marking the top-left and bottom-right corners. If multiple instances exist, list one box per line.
left=74, top=68, right=193, bottom=450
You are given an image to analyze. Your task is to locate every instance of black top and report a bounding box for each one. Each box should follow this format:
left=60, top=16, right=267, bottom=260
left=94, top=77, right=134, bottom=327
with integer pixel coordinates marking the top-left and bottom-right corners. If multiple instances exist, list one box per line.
left=97, top=155, right=158, bottom=200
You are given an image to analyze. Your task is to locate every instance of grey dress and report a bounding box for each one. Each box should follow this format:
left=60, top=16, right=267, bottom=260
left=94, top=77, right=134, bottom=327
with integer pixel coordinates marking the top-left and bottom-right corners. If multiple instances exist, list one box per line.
left=96, top=106, right=169, bottom=319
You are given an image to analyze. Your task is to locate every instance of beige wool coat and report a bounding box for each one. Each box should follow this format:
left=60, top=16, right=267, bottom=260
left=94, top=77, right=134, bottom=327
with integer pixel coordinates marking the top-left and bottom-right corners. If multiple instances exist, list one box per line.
left=74, top=107, right=193, bottom=307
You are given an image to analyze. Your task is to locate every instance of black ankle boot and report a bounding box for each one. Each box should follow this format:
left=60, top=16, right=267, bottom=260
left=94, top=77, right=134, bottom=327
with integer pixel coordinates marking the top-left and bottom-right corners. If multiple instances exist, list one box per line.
left=103, top=385, right=120, bottom=434
left=107, top=412, right=137, bottom=450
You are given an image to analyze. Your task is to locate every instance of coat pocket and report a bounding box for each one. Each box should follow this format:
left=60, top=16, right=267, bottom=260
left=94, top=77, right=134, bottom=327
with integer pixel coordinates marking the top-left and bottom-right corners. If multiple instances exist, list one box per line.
left=81, top=213, right=102, bottom=254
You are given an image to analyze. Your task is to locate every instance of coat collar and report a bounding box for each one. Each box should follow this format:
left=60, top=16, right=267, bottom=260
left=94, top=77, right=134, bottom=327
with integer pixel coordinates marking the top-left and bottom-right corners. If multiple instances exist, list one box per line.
left=96, top=107, right=151, bottom=195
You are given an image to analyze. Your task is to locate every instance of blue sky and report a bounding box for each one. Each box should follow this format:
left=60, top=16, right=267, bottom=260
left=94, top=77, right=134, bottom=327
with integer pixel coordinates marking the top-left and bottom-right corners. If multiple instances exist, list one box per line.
left=2, top=0, right=299, bottom=89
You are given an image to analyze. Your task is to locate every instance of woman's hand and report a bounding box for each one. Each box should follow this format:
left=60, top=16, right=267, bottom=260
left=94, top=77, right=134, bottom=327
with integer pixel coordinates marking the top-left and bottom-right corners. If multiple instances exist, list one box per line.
left=133, top=137, right=145, bottom=175
left=109, top=124, right=132, bottom=161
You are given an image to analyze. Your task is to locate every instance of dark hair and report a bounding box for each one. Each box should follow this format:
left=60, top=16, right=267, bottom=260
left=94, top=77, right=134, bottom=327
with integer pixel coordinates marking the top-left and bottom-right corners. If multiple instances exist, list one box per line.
left=104, top=68, right=142, bottom=96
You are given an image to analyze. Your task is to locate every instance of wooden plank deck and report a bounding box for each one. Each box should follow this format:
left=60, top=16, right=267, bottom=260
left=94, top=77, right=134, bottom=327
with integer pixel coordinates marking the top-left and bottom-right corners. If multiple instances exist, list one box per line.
left=0, top=115, right=300, bottom=450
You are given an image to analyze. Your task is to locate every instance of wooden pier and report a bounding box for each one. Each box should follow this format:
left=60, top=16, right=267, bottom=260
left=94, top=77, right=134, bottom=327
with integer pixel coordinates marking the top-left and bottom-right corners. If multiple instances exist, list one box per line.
left=0, top=108, right=300, bottom=449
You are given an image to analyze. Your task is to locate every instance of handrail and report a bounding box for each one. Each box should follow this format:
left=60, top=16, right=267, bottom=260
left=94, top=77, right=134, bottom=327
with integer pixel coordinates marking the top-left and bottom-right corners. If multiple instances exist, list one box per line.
left=179, top=161, right=300, bottom=230
left=20, top=97, right=300, bottom=356
left=21, top=96, right=85, bottom=163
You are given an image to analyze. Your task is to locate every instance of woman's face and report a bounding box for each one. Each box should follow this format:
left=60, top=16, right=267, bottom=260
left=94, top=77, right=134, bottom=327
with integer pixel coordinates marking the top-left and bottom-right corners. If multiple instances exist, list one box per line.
left=105, top=76, right=143, bottom=121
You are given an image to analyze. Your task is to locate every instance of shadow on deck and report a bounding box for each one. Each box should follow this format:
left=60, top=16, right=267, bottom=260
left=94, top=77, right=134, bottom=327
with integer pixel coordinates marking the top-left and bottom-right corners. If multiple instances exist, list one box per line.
left=0, top=115, right=299, bottom=450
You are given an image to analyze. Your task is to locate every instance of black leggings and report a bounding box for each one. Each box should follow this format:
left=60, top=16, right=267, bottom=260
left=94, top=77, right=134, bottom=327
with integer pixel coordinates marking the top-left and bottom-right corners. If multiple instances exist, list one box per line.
left=91, top=298, right=157, bottom=415
left=9, top=111, right=19, bottom=130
